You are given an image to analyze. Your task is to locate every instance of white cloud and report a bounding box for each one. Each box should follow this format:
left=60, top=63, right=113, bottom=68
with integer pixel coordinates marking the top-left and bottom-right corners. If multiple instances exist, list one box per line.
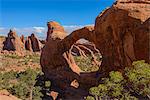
left=64, top=25, right=83, bottom=34
left=0, top=25, right=93, bottom=39
left=0, top=27, right=47, bottom=39
left=0, top=27, right=5, bottom=30
left=0, top=27, right=9, bottom=36
left=64, top=24, right=94, bottom=34
left=33, top=27, right=46, bottom=33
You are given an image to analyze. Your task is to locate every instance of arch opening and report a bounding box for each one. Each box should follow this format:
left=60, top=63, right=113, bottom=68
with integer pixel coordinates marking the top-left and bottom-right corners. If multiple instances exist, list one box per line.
left=67, top=38, right=102, bottom=73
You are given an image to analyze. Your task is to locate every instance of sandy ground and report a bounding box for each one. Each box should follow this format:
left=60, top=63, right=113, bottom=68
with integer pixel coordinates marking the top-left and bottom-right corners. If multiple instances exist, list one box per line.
left=0, top=36, right=41, bottom=72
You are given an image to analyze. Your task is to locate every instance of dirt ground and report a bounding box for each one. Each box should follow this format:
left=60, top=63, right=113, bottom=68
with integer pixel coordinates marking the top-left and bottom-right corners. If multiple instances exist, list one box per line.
left=0, top=36, right=41, bottom=72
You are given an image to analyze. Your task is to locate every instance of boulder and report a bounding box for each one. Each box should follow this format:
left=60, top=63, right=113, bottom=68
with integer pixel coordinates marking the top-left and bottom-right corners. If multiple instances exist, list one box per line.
left=3, top=30, right=24, bottom=51
left=46, top=21, right=67, bottom=41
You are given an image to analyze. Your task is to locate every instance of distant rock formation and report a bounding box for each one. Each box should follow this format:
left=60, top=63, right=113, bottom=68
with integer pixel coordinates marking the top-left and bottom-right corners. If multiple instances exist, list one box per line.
left=3, top=30, right=41, bottom=52
left=46, top=21, right=67, bottom=41
left=20, top=35, right=25, bottom=43
left=30, top=33, right=41, bottom=52
left=25, top=33, right=41, bottom=52
left=3, top=30, right=24, bottom=51
left=25, top=36, right=32, bottom=51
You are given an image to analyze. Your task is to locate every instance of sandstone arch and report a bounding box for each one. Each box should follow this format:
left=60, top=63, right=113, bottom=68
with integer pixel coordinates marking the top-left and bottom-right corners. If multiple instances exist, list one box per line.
left=40, top=0, right=150, bottom=99
left=40, top=25, right=101, bottom=99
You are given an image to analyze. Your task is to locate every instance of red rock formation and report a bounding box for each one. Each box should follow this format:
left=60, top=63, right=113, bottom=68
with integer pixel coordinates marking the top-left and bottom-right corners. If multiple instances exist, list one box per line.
left=3, top=30, right=24, bottom=51
left=41, top=25, right=99, bottom=99
left=49, top=91, right=59, bottom=100
left=72, top=42, right=101, bottom=56
left=25, top=34, right=41, bottom=52
left=39, top=40, right=46, bottom=44
left=30, top=33, right=41, bottom=52
left=117, top=0, right=150, bottom=4
left=40, top=0, right=150, bottom=99
left=20, top=35, right=25, bottom=43
left=41, top=26, right=95, bottom=76
left=94, top=0, right=150, bottom=73
left=25, top=36, right=32, bottom=51
left=134, top=18, right=150, bottom=63
left=46, top=21, right=67, bottom=41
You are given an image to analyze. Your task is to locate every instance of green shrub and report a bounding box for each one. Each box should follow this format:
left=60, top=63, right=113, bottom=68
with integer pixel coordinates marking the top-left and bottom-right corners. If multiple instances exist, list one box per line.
left=109, top=71, right=124, bottom=83
left=87, top=71, right=125, bottom=99
left=19, top=54, right=40, bottom=65
left=125, top=60, right=150, bottom=96
left=32, top=86, right=43, bottom=100
left=4, top=54, right=21, bottom=59
left=86, top=60, right=150, bottom=99
left=0, top=68, right=44, bottom=100
left=45, top=81, right=51, bottom=88
left=89, top=87, right=100, bottom=100
left=0, top=71, right=18, bottom=90
left=9, top=68, right=43, bottom=99
left=74, top=54, right=100, bottom=72
left=85, top=96, right=95, bottom=100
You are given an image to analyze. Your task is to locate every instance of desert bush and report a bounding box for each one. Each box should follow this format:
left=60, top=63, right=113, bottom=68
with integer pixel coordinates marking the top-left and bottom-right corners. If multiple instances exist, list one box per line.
left=27, top=54, right=40, bottom=63
left=19, top=54, right=40, bottom=65
left=0, top=71, right=18, bottom=90
left=9, top=68, right=43, bottom=100
left=86, top=60, right=150, bottom=100
left=0, top=68, right=44, bottom=100
left=74, top=54, right=100, bottom=72
left=4, top=54, right=21, bottom=59
left=87, top=71, right=131, bottom=100
left=85, top=96, right=95, bottom=100
left=125, top=60, right=150, bottom=97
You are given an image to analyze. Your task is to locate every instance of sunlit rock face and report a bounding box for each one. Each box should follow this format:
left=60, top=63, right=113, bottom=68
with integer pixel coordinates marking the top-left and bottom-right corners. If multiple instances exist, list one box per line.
left=95, top=0, right=150, bottom=73
left=46, top=21, right=67, bottom=41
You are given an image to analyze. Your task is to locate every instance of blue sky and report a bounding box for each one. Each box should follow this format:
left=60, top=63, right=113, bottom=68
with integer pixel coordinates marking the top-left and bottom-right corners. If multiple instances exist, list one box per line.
left=0, top=0, right=114, bottom=38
